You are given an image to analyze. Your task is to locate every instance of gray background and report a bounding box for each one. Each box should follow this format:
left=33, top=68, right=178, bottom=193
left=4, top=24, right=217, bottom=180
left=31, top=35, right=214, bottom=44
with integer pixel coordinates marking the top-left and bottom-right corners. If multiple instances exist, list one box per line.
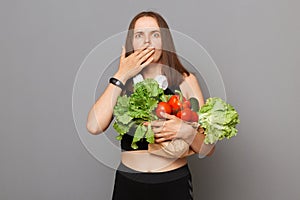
left=1, top=0, right=299, bottom=200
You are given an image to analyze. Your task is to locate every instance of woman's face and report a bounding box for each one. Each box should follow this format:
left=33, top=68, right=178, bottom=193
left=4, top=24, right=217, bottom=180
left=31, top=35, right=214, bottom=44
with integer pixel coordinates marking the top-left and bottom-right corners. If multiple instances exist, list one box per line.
left=132, top=16, right=162, bottom=63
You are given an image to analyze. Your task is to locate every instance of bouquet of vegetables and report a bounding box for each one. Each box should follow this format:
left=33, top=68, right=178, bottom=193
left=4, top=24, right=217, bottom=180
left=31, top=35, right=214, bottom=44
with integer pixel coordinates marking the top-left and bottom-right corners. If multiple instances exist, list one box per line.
left=113, top=79, right=165, bottom=149
left=113, top=79, right=240, bottom=149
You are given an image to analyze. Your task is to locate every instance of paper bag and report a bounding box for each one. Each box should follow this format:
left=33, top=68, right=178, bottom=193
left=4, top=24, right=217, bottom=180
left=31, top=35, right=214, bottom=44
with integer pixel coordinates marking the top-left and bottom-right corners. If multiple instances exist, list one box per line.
left=148, top=139, right=196, bottom=158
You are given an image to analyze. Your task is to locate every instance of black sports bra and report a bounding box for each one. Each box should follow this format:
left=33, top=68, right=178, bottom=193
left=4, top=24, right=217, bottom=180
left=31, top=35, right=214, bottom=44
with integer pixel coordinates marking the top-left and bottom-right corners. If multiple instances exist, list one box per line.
left=121, top=86, right=180, bottom=151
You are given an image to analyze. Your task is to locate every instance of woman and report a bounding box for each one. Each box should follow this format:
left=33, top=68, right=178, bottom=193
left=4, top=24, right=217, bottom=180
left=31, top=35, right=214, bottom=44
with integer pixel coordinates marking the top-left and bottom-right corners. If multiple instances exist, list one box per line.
left=86, top=11, right=215, bottom=200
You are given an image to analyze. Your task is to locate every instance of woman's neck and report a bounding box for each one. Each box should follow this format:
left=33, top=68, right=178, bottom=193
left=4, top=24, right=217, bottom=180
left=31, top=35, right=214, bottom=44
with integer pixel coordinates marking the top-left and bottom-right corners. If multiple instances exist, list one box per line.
left=141, top=63, right=163, bottom=79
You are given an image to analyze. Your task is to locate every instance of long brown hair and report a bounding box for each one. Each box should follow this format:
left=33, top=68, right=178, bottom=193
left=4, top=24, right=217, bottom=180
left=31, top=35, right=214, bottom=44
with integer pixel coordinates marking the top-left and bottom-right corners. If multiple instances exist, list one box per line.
left=123, top=11, right=190, bottom=94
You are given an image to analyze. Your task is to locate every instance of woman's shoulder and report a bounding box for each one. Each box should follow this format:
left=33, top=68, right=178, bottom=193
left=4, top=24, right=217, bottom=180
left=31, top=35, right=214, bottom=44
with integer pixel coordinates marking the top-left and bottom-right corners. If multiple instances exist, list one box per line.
left=181, top=72, right=200, bottom=88
left=179, top=72, right=200, bottom=99
left=182, top=72, right=197, bottom=82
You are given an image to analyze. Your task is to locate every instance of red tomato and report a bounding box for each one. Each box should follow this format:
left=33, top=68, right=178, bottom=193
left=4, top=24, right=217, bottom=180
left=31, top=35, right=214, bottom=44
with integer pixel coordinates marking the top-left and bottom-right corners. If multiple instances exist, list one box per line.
left=190, top=111, right=199, bottom=122
left=182, top=100, right=191, bottom=109
left=168, top=95, right=182, bottom=114
left=156, top=102, right=172, bottom=118
left=176, top=108, right=192, bottom=121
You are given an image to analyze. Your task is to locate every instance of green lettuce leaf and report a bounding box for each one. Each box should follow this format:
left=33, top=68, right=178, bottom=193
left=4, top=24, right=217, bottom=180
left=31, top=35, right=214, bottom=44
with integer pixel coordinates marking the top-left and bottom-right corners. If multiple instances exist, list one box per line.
left=146, top=123, right=155, bottom=143
left=131, top=124, right=147, bottom=149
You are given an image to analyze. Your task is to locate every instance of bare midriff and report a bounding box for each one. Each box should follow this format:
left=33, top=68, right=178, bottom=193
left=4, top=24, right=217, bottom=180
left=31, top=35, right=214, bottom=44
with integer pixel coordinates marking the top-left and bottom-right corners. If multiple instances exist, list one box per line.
left=121, top=150, right=187, bottom=172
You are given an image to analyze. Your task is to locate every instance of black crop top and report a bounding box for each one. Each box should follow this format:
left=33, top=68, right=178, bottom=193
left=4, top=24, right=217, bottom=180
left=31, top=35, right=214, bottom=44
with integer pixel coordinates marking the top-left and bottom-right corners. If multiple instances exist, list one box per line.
left=121, top=86, right=180, bottom=151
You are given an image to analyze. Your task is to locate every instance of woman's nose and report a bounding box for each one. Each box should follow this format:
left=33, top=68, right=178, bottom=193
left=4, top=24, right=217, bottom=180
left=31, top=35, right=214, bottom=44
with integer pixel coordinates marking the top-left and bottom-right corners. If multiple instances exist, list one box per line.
left=144, top=35, right=151, bottom=44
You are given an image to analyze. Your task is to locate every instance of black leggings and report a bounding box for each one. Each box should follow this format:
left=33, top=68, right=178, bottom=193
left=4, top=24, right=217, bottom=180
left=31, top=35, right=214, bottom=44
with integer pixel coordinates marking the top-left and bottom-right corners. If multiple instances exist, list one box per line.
left=112, top=162, right=193, bottom=200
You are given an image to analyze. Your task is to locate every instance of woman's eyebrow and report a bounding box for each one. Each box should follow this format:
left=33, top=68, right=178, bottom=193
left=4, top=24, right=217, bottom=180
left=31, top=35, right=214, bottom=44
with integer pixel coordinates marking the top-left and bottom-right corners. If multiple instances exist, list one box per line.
left=134, top=29, right=160, bottom=34
left=134, top=31, right=144, bottom=34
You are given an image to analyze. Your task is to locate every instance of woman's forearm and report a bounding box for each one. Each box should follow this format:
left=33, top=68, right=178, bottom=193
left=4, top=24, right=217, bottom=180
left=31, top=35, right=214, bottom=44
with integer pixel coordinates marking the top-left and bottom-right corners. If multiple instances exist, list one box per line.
left=86, top=85, right=120, bottom=134
left=86, top=73, right=126, bottom=135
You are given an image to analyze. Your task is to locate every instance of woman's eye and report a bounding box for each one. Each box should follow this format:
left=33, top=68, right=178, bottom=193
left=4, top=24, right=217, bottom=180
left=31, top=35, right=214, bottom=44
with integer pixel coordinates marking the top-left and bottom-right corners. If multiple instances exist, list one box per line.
left=153, top=32, right=160, bottom=38
left=134, top=33, right=143, bottom=38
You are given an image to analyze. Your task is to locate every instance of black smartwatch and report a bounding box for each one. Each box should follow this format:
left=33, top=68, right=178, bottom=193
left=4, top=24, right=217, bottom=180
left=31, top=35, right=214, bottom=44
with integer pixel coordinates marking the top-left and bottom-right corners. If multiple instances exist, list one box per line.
left=109, top=77, right=125, bottom=90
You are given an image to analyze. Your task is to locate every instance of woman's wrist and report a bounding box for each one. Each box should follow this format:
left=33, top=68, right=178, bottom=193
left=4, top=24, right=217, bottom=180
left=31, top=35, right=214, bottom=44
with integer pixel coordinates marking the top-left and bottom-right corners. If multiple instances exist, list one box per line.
left=113, top=72, right=128, bottom=85
left=181, top=123, right=198, bottom=145
left=109, top=77, right=125, bottom=90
